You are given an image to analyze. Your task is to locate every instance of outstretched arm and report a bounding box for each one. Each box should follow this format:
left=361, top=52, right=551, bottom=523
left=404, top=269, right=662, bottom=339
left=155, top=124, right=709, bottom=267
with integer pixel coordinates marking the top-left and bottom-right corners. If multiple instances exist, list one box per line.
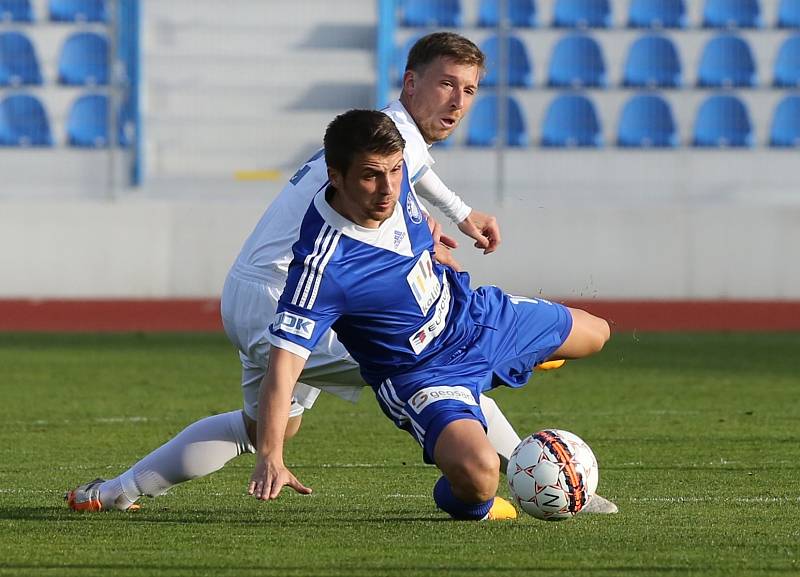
left=249, top=346, right=312, bottom=500
left=415, top=168, right=502, bottom=254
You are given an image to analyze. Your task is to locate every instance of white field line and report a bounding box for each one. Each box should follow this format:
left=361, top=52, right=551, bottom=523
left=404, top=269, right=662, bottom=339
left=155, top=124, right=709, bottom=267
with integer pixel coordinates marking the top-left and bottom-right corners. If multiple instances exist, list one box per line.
left=2, top=489, right=798, bottom=504
left=626, top=496, right=800, bottom=503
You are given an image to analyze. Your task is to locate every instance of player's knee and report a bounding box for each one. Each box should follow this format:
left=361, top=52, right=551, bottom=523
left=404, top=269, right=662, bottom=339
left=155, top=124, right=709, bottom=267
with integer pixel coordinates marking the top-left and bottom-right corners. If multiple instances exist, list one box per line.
left=449, top=449, right=500, bottom=503
left=591, top=316, right=611, bottom=353
left=284, top=415, right=303, bottom=439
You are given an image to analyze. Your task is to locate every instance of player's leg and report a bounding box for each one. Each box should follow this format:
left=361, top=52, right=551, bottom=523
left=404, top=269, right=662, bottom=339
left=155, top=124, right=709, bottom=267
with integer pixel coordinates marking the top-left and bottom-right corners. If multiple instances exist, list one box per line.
left=434, top=418, right=499, bottom=504
left=479, top=394, right=520, bottom=473
left=67, top=275, right=306, bottom=512
left=550, top=307, right=610, bottom=360
left=431, top=418, right=517, bottom=520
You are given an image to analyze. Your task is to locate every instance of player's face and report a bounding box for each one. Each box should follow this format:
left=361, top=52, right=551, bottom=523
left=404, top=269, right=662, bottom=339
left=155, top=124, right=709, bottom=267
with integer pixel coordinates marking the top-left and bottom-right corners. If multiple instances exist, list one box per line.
left=402, top=56, right=480, bottom=144
left=328, top=150, right=405, bottom=229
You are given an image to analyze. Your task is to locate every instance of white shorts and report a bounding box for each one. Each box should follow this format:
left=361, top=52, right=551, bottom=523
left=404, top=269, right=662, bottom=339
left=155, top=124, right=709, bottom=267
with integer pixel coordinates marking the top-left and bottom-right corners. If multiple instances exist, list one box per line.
left=220, top=267, right=363, bottom=420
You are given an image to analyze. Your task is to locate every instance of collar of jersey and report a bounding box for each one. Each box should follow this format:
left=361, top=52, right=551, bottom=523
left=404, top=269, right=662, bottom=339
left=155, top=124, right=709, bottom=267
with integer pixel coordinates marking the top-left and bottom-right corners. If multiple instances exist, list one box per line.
left=384, top=99, right=434, bottom=154
left=313, top=187, right=411, bottom=254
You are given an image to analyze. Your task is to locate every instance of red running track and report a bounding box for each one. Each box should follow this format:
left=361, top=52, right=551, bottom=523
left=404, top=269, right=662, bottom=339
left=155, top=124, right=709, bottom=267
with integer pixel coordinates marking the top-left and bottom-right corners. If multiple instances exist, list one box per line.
left=1, top=299, right=799, bottom=332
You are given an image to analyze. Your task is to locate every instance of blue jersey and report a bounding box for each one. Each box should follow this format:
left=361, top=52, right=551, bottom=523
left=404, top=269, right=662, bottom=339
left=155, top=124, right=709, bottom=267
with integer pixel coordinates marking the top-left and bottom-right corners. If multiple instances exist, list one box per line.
left=268, top=168, right=478, bottom=387
left=269, top=166, right=574, bottom=462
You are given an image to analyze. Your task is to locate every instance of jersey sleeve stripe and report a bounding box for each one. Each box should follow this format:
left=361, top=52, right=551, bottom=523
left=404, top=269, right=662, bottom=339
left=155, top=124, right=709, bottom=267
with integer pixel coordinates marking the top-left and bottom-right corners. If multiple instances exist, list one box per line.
left=293, top=224, right=329, bottom=306
left=305, top=229, right=340, bottom=309
left=297, top=226, right=339, bottom=309
left=411, top=165, right=429, bottom=185
left=293, top=224, right=335, bottom=308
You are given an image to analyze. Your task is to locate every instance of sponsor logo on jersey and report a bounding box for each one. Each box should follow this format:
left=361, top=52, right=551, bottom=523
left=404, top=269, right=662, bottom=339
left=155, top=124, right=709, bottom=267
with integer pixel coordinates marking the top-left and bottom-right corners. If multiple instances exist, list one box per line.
left=406, top=193, right=423, bottom=224
left=273, top=312, right=315, bottom=340
left=393, top=230, right=406, bottom=249
left=408, top=274, right=450, bottom=354
left=406, top=251, right=441, bottom=315
left=409, top=385, right=477, bottom=413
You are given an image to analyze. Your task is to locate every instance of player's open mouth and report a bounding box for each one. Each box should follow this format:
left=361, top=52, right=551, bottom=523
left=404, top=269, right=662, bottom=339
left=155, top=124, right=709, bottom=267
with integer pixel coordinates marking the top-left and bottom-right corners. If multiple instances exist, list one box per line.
left=441, top=117, right=457, bottom=128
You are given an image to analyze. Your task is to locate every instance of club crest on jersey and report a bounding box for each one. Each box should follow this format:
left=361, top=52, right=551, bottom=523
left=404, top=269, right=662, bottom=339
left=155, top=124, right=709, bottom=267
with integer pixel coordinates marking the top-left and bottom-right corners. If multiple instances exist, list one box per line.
left=406, top=193, right=423, bottom=224
left=409, top=385, right=478, bottom=413
left=273, top=312, right=315, bottom=340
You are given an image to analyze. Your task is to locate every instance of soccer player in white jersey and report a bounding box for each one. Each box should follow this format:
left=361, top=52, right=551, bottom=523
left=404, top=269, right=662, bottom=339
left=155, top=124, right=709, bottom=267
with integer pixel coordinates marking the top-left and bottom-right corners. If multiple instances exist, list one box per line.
left=251, top=109, right=611, bottom=521
left=66, top=33, right=616, bottom=516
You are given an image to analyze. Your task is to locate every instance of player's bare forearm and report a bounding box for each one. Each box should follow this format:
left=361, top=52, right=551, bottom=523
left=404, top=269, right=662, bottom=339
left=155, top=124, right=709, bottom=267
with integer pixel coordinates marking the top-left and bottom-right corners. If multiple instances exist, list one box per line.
left=249, top=347, right=311, bottom=500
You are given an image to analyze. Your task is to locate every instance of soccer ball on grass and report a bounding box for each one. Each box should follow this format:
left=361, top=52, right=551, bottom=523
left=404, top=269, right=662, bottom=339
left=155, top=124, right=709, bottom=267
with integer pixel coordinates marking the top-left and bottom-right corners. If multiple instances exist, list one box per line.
left=507, top=429, right=599, bottom=520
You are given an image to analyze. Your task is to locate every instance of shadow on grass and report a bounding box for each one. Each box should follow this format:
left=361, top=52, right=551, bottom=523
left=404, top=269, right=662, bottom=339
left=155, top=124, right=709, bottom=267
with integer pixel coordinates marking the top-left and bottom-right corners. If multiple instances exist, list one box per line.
left=0, top=506, right=448, bottom=526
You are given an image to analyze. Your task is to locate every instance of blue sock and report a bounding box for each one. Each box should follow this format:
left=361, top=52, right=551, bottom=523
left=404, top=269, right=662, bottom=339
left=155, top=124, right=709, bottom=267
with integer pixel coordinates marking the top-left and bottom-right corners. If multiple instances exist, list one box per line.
left=433, top=475, right=494, bottom=520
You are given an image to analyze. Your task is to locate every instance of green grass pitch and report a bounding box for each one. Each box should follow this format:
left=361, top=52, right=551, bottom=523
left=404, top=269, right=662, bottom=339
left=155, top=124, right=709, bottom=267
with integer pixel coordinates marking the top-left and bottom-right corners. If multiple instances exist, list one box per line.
left=0, top=332, right=798, bottom=577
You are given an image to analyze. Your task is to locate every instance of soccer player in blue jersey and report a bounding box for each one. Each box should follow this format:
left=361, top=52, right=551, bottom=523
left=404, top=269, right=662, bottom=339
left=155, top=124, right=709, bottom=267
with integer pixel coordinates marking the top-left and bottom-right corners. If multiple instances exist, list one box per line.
left=67, top=33, right=615, bottom=516
left=251, top=110, right=611, bottom=520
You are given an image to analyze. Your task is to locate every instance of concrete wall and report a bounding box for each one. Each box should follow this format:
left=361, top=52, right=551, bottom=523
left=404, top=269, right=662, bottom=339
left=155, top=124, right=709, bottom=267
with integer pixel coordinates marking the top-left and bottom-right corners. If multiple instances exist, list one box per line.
left=2, top=150, right=799, bottom=299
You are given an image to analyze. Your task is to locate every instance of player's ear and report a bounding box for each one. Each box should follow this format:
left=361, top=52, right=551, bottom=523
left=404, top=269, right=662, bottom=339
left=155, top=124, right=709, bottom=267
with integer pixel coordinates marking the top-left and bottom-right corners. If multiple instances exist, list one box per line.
left=402, top=70, right=416, bottom=95
left=327, top=166, right=344, bottom=191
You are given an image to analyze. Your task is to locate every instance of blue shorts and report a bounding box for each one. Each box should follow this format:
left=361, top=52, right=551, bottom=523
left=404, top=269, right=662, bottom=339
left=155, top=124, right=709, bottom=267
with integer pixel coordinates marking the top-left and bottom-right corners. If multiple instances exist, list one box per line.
left=373, top=286, right=573, bottom=463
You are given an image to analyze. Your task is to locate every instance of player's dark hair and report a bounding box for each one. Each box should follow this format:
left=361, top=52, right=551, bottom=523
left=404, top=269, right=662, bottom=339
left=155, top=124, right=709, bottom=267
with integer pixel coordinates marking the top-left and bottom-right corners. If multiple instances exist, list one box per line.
left=405, top=32, right=485, bottom=74
left=324, top=110, right=405, bottom=177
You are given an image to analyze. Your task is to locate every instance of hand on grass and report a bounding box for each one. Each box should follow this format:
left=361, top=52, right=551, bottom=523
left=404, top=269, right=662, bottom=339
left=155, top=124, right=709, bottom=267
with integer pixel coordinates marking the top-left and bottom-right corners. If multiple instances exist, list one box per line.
left=248, top=454, right=312, bottom=500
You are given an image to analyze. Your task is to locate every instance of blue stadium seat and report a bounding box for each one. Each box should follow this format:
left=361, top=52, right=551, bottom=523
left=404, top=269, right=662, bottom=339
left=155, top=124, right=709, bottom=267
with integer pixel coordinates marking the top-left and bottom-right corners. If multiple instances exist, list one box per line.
left=617, top=93, right=678, bottom=147
left=478, top=0, right=537, bottom=27
left=0, top=31, right=42, bottom=86
left=57, top=32, right=109, bottom=86
left=773, top=35, right=800, bottom=87
left=480, top=34, right=533, bottom=87
left=0, top=0, right=33, bottom=22
left=400, top=0, right=462, bottom=27
left=547, top=34, right=606, bottom=88
left=697, top=35, right=757, bottom=87
left=0, top=93, right=53, bottom=146
left=769, top=94, right=800, bottom=147
left=702, top=0, right=762, bottom=28
left=777, top=0, right=800, bottom=28
left=49, top=0, right=107, bottom=22
left=466, top=94, right=528, bottom=147
left=692, top=94, right=753, bottom=147
left=67, top=93, right=111, bottom=147
left=623, top=35, right=682, bottom=88
left=541, top=93, right=602, bottom=147
left=553, top=0, right=611, bottom=28
left=628, top=0, right=686, bottom=28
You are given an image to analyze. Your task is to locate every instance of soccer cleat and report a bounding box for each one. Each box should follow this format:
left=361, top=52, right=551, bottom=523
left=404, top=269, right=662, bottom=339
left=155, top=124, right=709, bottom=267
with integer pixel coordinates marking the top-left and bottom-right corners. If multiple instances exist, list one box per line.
left=65, top=478, right=105, bottom=511
left=65, top=478, right=140, bottom=512
left=536, top=359, right=566, bottom=371
left=486, top=496, right=518, bottom=520
left=579, top=494, right=618, bottom=514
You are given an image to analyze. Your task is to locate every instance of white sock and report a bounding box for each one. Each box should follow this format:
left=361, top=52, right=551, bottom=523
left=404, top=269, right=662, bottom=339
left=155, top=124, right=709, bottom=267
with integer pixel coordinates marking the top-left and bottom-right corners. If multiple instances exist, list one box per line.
left=480, top=394, right=522, bottom=474
left=99, top=410, right=254, bottom=510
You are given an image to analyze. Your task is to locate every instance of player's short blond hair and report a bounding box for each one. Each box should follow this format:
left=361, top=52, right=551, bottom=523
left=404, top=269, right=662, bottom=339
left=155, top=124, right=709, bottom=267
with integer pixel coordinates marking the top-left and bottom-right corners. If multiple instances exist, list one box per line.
left=405, top=32, right=485, bottom=75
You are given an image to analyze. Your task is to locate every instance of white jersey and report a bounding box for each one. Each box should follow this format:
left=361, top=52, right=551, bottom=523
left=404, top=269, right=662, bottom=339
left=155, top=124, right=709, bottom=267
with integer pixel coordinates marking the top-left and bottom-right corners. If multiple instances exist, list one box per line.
left=231, top=100, right=436, bottom=282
